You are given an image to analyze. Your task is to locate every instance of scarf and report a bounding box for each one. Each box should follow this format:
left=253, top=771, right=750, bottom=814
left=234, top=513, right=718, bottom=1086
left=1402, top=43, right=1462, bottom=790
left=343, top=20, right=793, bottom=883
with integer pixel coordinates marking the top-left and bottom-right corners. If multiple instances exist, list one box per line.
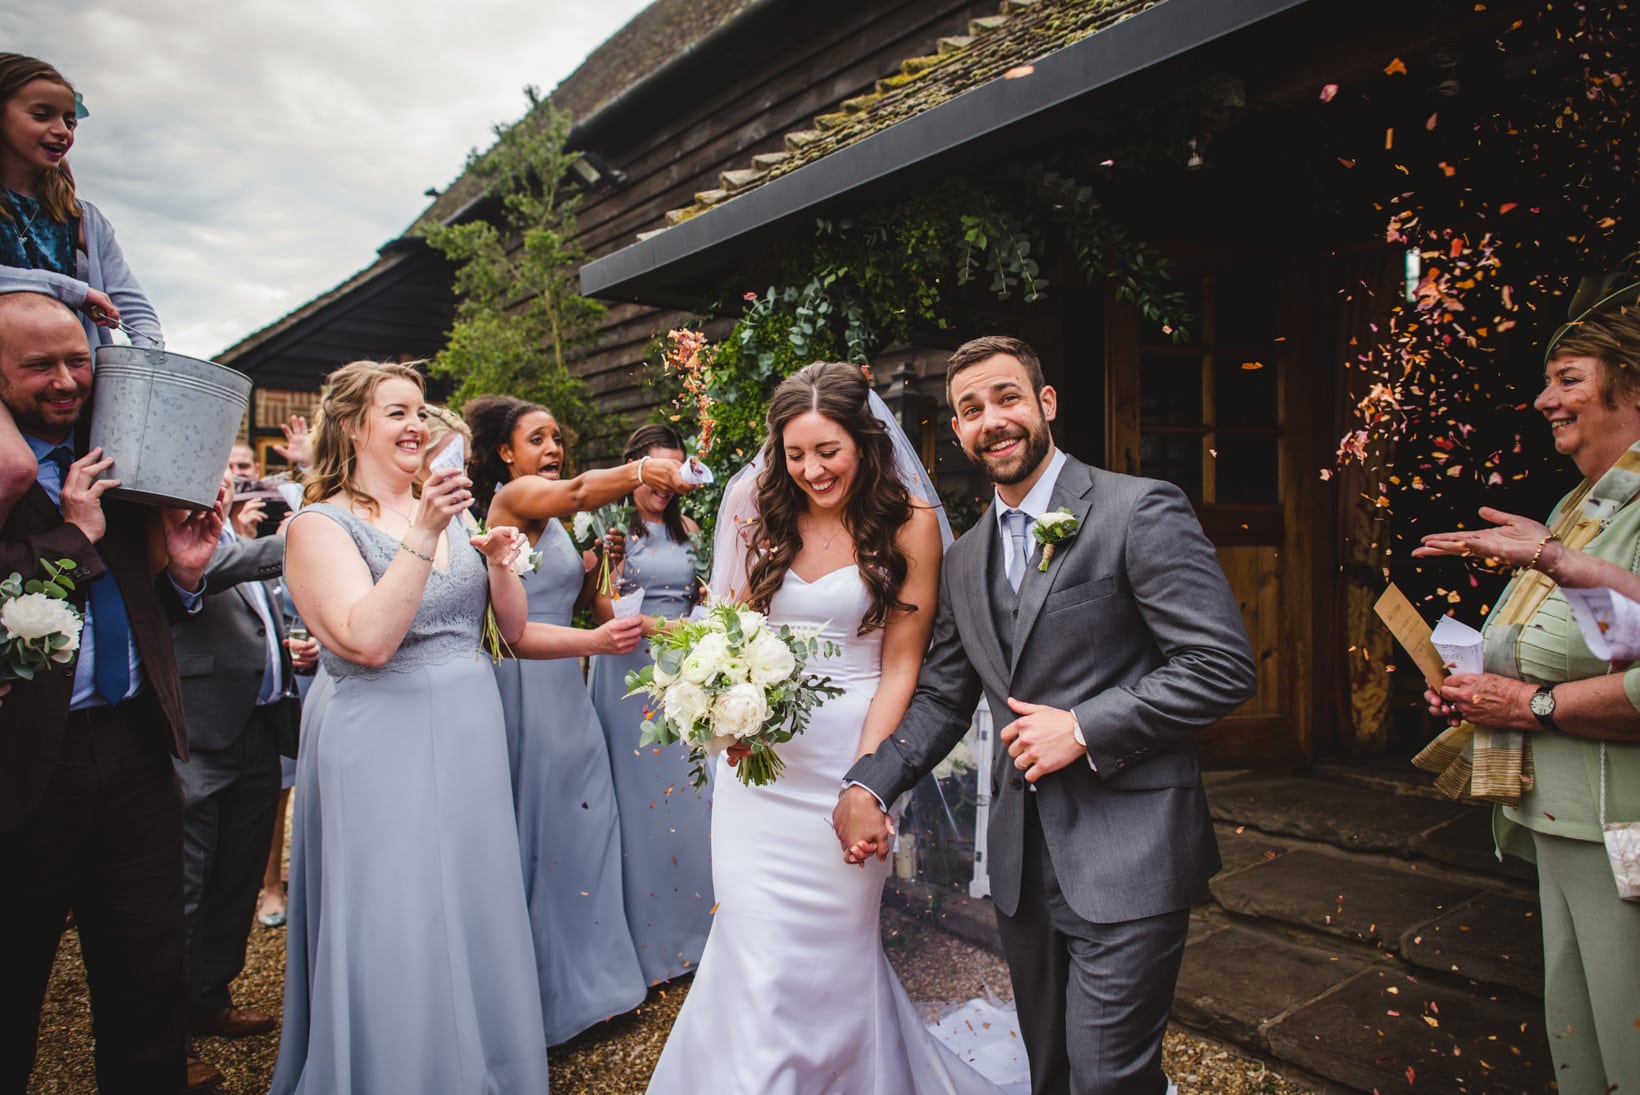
left=1413, top=440, right=1640, bottom=804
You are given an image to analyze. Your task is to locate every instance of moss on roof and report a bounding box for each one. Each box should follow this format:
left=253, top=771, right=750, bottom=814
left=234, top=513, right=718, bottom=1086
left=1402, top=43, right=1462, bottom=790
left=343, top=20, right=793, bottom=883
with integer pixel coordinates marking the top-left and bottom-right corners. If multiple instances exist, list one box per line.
left=657, top=0, right=1156, bottom=229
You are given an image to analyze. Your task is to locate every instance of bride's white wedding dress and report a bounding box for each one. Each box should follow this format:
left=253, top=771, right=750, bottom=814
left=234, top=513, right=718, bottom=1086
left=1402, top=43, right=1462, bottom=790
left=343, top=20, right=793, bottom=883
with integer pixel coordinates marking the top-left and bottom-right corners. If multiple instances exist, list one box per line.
left=646, top=566, right=1015, bottom=1094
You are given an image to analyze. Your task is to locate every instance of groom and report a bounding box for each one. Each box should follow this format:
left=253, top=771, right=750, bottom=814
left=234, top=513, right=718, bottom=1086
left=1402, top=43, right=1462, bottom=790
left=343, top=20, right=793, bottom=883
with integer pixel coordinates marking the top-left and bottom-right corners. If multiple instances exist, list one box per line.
left=835, top=335, right=1256, bottom=1095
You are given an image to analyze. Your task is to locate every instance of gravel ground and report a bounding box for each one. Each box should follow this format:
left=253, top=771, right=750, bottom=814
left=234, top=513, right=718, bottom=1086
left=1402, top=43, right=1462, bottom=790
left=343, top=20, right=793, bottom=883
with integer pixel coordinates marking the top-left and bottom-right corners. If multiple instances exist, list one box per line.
left=30, top=904, right=1312, bottom=1095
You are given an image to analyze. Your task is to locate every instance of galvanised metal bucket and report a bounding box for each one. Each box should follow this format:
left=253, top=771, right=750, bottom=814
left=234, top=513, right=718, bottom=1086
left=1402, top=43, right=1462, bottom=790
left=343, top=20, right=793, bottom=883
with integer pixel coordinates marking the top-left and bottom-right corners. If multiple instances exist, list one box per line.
left=89, top=344, right=253, bottom=510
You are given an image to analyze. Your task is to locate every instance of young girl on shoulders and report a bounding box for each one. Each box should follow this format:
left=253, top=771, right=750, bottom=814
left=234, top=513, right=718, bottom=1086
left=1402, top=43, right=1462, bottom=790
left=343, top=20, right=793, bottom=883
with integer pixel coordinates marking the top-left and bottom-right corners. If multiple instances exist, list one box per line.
left=0, top=53, right=163, bottom=523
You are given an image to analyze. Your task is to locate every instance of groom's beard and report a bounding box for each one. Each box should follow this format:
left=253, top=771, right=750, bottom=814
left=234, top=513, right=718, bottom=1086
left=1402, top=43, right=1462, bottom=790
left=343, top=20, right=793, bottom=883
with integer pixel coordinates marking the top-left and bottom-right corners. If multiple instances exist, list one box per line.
left=962, top=417, right=1052, bottom=487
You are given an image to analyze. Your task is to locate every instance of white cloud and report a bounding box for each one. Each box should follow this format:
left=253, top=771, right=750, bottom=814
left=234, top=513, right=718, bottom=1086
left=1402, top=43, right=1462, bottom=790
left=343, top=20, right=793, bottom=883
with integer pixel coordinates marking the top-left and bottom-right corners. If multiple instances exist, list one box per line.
left=2, top=0, right=653, bottom=356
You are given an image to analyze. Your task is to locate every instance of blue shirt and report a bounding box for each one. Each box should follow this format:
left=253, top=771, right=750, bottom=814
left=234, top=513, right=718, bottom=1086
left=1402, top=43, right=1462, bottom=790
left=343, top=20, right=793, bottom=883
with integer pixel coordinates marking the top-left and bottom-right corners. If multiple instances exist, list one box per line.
left=24, top=433, right=205, bottom=709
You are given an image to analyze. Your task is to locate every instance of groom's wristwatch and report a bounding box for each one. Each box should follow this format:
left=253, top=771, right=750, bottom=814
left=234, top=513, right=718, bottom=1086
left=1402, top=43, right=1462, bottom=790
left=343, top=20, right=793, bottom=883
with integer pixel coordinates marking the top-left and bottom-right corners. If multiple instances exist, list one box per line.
left=1528, top=685, right=1559, bottom=730
left=1069, top=710, right=1087, bottom=750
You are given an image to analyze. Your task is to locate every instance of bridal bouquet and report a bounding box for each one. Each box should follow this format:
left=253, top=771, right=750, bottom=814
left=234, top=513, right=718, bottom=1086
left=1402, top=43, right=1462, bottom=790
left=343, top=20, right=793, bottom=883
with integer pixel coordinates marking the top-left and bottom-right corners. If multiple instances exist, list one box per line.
left=1, top=558, right=84, bottom=683
left=625, top=599, right=843, bottom=789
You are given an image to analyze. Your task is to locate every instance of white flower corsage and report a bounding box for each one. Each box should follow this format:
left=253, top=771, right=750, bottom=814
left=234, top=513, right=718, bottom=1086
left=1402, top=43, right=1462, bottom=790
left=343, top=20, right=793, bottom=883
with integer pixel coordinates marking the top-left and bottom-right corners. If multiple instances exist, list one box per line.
left=1031, top=508, right=1080, bottom=571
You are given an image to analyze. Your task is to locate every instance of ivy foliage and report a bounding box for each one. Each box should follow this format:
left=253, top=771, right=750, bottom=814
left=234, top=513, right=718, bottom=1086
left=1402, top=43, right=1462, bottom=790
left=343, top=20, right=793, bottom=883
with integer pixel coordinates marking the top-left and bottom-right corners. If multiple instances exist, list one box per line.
left=663, top=163, right=1192, bottom=529
left=422, top=89, right=613, bottom=444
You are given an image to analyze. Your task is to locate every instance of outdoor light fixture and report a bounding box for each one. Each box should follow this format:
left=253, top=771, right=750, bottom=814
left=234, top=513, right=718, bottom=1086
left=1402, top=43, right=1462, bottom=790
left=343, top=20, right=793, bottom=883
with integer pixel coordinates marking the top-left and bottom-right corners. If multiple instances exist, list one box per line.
left=1184, top=138, right=1207, bottom=170
left=569, top=151, right=627, bottom=187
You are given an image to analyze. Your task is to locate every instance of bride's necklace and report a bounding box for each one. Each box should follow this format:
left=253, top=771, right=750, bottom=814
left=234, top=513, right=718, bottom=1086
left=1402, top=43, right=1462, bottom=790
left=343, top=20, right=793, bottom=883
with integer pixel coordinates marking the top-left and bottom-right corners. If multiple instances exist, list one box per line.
left=806, top=518, right=846, bottom=550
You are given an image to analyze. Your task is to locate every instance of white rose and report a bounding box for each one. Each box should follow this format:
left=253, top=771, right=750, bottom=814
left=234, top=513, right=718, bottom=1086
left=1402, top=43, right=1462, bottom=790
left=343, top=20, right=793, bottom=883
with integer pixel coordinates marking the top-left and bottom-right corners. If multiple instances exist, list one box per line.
left=735, top=607, right=764, bottom=640
left=711, top=682, right=769, bottom=741
left=663, top=682, right=710, bottom=733
left=1, top=593, right=80, bottom=642
left=511, top=547, right=543, bottom=576
left=1035, top=510, right=1077, bottom=534
left=651, top=659, right=679, bottom=687
left=680, top=631, right=730, bottom=684
left=572, top=512, right=595, bottom=544
left=746, top=630, right=796, bottom=687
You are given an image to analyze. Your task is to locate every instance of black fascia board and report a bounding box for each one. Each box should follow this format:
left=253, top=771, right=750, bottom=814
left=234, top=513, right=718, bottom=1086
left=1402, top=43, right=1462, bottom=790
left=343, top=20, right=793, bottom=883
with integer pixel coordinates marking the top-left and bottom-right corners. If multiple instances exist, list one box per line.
left=579, top=0, right=1316, bottom=306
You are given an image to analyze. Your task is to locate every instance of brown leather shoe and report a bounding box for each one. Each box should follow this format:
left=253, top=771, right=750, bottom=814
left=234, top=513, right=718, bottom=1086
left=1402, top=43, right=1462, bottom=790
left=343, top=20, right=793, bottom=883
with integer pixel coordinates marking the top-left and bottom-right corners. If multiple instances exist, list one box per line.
left=193, top=1005, right=276, bottom=1039
left=186, top=1056, right=224, bottom=1092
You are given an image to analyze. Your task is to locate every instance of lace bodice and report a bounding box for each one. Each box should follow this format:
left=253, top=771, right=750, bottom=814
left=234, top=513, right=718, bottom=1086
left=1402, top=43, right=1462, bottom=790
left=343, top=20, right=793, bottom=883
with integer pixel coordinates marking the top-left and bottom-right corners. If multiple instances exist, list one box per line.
left=297, top=504, right=488, bottom=679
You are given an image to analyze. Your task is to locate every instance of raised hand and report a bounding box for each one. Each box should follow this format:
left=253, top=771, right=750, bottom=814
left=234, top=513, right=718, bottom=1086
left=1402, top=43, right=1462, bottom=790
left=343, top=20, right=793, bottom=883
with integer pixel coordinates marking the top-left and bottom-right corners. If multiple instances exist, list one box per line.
left=83, top=288, right=120, bottom=328
left=60, top=447, right=118, bottom=544
left=643, top=457, right=700, bottom=496
left=272, top=414, right=312, bottom=469
left=162, top=489, right=226, bottom=590
left=1412, top=506, right=1554, bottom=569
left=231, top=496, right=266, bottom=539
left=1002, top=696, right=1086, bottom=782
left=470, top=523, right=525, bottom=571
left=286, top=635, right=320, bottom=672
left=832, top=785, right=894, bottom=866
left=415, top=468, right=473, bottom=532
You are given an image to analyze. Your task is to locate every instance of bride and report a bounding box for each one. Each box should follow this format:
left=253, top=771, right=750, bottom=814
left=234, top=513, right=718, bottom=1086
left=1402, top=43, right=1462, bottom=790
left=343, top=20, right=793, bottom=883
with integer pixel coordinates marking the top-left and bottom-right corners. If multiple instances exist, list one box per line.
left=646, top=361, right=1009, bottom=1093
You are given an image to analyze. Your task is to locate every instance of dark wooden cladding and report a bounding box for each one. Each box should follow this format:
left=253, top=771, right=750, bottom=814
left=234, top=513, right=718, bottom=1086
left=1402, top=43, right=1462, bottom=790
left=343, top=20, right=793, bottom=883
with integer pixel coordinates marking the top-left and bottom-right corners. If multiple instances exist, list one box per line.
left=573, top=1, right=996, bottom=263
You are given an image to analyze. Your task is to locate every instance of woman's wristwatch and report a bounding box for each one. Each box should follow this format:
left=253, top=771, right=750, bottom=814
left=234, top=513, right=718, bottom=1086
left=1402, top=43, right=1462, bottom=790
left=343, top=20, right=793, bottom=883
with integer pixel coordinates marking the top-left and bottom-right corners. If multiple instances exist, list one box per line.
left=1528, top=684, right=1559, bottom=730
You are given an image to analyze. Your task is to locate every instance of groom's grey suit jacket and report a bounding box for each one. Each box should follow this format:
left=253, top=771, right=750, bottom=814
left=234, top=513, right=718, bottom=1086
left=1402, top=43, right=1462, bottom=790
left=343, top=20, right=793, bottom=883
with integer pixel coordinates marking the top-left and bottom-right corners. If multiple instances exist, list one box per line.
left=848, top=455, right=1256, bottom=923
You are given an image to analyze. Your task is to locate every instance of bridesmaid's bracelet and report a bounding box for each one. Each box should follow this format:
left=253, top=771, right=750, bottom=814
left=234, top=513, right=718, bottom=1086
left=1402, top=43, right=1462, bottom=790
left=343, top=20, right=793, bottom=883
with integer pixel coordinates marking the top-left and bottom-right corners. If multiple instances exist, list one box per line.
left=397, top=540, right=435, bottom=563
left=634, top=455, right=650, bottom=490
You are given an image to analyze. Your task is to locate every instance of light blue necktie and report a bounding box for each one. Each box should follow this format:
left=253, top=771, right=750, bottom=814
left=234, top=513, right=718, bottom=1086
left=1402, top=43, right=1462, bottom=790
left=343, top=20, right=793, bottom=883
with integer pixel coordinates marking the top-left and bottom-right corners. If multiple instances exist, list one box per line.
left=1003, top=509, right=1031, bottom=592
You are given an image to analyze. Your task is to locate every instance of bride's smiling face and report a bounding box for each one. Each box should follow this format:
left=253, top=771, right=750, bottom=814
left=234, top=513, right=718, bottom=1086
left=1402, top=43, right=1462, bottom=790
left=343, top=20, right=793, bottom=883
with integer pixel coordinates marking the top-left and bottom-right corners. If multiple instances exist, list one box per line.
left=782, top=410, right=858, bottom=512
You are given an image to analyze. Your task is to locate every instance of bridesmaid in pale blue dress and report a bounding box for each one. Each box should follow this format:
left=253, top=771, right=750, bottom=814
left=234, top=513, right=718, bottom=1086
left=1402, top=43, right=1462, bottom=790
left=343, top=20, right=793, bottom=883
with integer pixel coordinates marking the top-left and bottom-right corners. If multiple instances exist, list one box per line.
left=466, top=396, right=701, bottom=1045
left=587, top=424, right=716, bottom=985
left=271, top=362, right=546, bottom=1094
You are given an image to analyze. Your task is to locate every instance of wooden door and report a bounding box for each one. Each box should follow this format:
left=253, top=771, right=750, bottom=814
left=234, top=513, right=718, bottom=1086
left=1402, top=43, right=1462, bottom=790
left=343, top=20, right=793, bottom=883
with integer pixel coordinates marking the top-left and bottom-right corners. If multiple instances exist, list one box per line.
left=1105, top=252, right=1314, bottom=767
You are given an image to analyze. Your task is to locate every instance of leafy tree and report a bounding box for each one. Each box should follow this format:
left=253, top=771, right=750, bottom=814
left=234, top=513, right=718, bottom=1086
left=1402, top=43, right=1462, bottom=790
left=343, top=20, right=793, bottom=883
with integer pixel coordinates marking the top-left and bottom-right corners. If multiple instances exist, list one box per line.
left=422, top=88, right=613, bottom=445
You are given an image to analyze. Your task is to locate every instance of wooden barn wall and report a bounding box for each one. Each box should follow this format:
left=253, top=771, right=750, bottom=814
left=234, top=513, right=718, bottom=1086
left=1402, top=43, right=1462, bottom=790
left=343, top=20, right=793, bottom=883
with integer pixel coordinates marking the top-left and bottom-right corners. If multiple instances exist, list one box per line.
left=559, top=0, right=1000, bottom=440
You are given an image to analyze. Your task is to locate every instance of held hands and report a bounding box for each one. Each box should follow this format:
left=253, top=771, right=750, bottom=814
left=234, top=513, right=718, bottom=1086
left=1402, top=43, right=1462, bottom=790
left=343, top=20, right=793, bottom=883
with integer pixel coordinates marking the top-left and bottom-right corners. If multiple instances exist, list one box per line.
left=470, top=523, right=525, bottom=572
left=832, top=784, right=894, bottom=867
left=60, top=447, right=118, bottom=543
left=1001, top=697, right=1086, bottom=782
left=1425, top=672, right=1538, bottom=731
left=1412, top=507, right=1557, bottom=571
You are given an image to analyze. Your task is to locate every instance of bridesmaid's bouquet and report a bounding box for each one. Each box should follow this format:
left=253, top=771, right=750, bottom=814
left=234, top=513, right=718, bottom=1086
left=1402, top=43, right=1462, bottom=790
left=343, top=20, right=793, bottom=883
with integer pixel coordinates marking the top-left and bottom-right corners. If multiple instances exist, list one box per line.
left=625, top=599, right=843, bottom=788
left=1, top=558, right=84, bottom=683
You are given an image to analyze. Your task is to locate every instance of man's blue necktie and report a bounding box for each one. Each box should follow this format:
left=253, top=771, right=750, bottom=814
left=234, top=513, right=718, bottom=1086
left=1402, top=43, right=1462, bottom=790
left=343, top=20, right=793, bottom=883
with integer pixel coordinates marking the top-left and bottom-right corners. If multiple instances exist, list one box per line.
left=1003, top=509, right=1031, bottom=592
left=48, top=445, right=133, bottom=704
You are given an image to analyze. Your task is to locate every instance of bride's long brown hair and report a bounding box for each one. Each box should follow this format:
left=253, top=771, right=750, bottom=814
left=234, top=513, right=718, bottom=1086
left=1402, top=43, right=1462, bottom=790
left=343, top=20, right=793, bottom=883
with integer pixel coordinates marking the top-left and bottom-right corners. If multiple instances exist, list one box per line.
left=742, top=362, right=915, bottom=634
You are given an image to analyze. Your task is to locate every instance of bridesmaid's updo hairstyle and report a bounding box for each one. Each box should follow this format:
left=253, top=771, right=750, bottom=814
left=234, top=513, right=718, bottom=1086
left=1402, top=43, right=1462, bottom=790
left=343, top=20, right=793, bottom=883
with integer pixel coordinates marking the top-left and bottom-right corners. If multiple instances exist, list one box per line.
left=304, top=359, right=427, bottom=513
left=465, top=394, right=550, bottom=512
left=623, top=423, right=690, bottom=545
left=744, top=361, right=915, bottom=634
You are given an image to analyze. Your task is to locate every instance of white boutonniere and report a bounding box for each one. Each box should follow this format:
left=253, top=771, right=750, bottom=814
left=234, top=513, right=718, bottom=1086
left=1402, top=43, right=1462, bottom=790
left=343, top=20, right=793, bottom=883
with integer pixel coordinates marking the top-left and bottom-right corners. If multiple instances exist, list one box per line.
left=1031, top=509, right=1080, bottom=571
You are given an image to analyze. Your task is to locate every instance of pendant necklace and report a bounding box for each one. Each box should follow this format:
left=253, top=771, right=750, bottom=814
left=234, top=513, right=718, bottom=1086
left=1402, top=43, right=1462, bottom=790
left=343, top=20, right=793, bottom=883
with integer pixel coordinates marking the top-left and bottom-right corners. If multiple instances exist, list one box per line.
left=810, top=520, right=846, bottom=550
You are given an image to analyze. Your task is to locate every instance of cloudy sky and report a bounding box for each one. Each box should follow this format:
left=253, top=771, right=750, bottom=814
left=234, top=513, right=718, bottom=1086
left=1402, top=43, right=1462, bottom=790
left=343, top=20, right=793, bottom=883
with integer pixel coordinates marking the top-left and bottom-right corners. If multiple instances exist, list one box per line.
left=3, top=0, right=654, bottom=356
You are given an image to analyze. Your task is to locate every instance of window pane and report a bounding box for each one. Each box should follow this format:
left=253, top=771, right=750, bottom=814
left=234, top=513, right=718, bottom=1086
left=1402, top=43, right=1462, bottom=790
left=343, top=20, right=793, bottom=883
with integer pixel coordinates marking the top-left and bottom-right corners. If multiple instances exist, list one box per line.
left=1215, top=357, right=1278, bottom=429
left=1214, top=436, right=1280, bottom=504
left=1140, top=432, right=1203, bottom=502
left=1139, top=357, right=1204, bottom=428
left=1214, top=268, right=1278, bottom=346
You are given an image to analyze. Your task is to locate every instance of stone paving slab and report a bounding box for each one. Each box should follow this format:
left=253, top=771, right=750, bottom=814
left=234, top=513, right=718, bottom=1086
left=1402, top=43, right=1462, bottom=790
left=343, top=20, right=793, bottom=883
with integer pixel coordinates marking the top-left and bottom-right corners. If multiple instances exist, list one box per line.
left=1399, top=892, right=1545, bottom=998
left=1207, top=771, right=1473, bottom=854
left=1173, top=925, right=1369, bottom=1054
left=1266, top=966, right=1554, bottom=1093
left=1213, top=820, right=1296, bottom=876
left=1211, top=848, right=1480, bottom=950
left=1412, top=806, right=1539, bottom=883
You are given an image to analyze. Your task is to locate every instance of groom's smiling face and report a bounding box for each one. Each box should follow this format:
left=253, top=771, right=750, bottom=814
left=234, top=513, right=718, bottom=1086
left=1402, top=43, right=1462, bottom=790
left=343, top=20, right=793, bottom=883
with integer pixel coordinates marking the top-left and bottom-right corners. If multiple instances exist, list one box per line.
left=950, top=353, right=1057, bottom=489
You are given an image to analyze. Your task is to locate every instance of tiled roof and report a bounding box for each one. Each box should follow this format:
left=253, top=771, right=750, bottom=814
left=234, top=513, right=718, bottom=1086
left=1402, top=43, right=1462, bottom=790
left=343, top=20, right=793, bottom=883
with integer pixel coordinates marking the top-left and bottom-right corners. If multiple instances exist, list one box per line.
left=648, top=0, right=1155, bottom=237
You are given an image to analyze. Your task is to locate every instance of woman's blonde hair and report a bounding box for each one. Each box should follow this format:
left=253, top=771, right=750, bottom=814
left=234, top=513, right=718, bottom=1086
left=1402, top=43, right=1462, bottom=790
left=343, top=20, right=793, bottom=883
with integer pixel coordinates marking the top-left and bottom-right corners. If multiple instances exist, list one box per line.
left=423, top=403, right=471, bottom=457
left=303, top=360, right=427, bottom=512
